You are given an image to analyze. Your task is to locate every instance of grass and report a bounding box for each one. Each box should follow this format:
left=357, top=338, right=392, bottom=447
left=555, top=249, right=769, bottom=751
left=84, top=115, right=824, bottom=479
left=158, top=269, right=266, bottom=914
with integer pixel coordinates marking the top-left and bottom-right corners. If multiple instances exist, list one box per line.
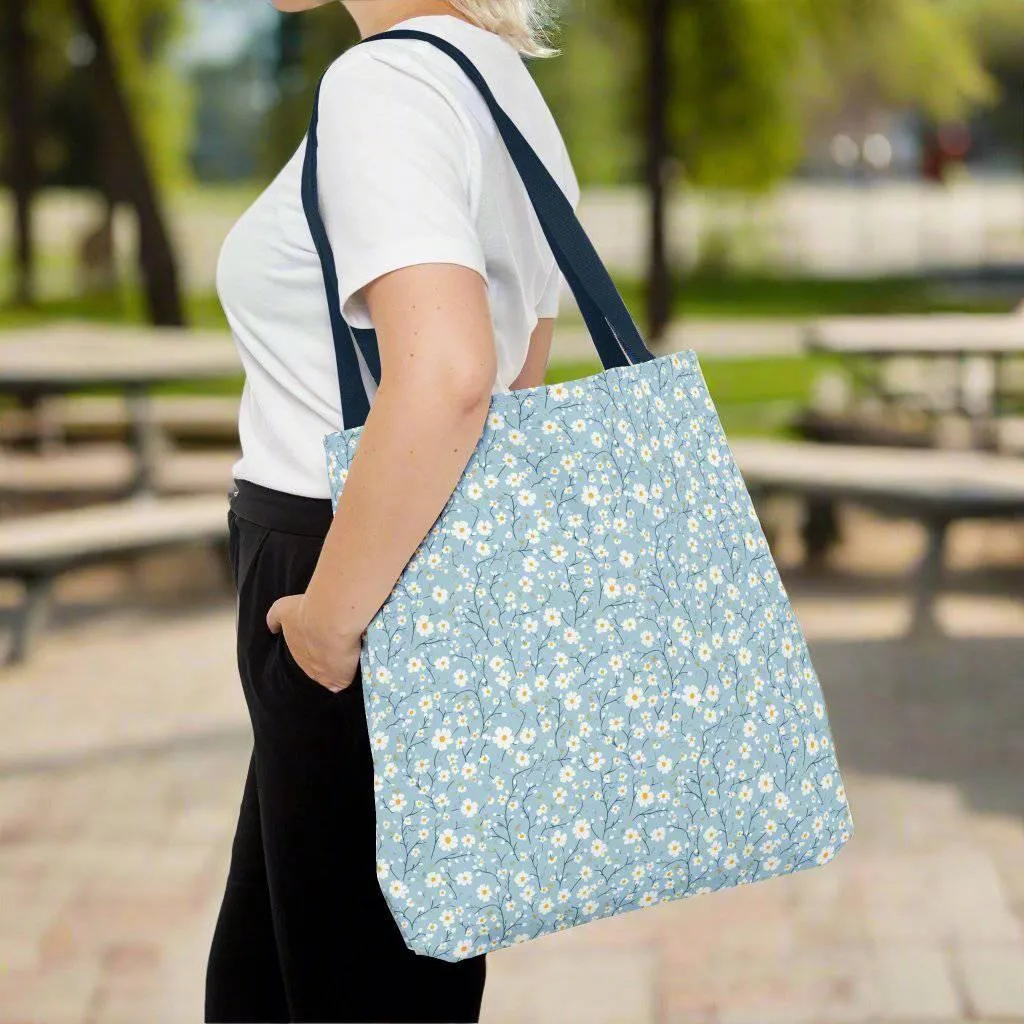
left=2, top=272, right=1004, bottom=437
left=548, top=353, right=833, bottom=404
left=0, top=289, right=230, bottom=331
left=613, top=273, right=1013, bottom=320
left=2, top=269, right=1013, bottom=333
left=546, top=355, right=832, bottom=437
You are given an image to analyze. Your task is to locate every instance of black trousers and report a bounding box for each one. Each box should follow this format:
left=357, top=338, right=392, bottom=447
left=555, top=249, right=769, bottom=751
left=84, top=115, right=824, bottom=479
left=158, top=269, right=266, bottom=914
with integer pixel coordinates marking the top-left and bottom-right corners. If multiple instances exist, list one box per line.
left=205, top=479, right=487, bottom=1023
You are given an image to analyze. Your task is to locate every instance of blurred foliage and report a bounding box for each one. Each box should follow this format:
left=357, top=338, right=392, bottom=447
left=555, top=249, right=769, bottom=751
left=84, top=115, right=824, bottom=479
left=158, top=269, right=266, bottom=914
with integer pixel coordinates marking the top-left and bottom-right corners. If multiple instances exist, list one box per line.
left=664, top=0, right=808, bottom=189
left=263, top=7, right=359, bottom=177
left=3, top=0, right=190, bottom=189
left=3, top=0, right=1022, bottom=252
left=529, top=2, right=638, bottom=186
left=946, top=0, right=1024, bottom=62
left=242, top=0, right=1018, bottom=189
left=98, top=0, right=192, bottom=188
left=575, top=0, right=1007, bottom=189
left=4, top=0, right=1019, bottom=192
left=803, top=0, right=996, bottom=124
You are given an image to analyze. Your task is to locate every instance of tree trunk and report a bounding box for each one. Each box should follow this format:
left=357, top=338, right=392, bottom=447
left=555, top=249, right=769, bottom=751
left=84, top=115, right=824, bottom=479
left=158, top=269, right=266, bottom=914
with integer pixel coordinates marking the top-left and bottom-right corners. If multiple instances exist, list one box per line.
left=3, top=0, right=37, bottom=306
left=72, top=0, right=184, bottom=326
left=644, top=0, right=672, bottom=343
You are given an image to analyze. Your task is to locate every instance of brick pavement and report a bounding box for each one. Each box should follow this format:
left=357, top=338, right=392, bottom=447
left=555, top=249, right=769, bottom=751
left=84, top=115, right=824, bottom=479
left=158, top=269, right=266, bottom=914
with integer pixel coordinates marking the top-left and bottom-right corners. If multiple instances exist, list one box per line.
left=0, top=523, right=1021, bottom=1024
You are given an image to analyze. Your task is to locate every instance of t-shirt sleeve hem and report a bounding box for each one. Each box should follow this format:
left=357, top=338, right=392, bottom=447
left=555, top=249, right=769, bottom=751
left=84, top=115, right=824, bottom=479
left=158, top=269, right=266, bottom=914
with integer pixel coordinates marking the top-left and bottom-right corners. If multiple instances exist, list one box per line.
left=338, top=235, right=489, bottom=328
left=536, top=288, right=564, bottom=318
left=536, top=261, right=567, bottom=318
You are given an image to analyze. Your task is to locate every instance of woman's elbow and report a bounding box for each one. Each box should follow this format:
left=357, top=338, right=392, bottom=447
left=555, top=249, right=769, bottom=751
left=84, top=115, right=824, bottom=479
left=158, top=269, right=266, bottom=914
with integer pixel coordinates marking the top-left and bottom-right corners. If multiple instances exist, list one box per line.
left=433, top=349, right=496, bottom=420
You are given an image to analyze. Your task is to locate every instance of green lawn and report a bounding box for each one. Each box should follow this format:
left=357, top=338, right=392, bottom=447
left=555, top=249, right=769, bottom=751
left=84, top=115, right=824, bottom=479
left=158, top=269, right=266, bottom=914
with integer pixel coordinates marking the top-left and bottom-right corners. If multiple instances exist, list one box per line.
left=1, top=270, right=1012, bottom=333
left=2, top=272, right=1001, bottom=438
left=613, top=273, right=1012, bottom=320
left=546, top=355, right=833, bottom=437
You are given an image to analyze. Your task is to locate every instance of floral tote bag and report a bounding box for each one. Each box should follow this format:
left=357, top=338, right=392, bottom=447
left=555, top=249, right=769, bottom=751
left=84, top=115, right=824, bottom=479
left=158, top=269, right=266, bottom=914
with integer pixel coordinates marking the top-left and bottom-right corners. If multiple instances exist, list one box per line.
left=301, top=28, right=855, bottom=962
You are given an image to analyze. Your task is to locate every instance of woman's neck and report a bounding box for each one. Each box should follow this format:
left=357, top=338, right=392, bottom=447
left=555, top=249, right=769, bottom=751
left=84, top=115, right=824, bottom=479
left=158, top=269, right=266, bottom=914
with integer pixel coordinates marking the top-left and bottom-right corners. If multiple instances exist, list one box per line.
left=342, top=0, right=473, bottom=39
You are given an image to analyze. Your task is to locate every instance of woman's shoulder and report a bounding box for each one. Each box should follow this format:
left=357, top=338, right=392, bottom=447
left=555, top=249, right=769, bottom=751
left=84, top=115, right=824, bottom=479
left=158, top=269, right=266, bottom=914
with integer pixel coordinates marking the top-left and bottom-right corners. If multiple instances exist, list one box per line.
left=315, top=46, right=486, bottom=188
left=319, top=26, right=541, bottom=138
left=321, top=30, right=488, bottom=102
left=318, top=36, right=485, bottom=141
left=319, top=28, right=576, bottom=201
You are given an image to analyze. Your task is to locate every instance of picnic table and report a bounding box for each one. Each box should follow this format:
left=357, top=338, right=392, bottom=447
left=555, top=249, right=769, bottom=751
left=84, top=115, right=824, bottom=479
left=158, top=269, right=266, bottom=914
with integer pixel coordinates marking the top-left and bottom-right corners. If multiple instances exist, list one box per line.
left=805, top=313, right=1024, bottom=447
left=0, top=323, right=240, bottom=494
left=807, top=313, right=1024, bottom=358
left=732, top=438, right=1024, bottom=636
left=0, top=494, right=232, bottom=664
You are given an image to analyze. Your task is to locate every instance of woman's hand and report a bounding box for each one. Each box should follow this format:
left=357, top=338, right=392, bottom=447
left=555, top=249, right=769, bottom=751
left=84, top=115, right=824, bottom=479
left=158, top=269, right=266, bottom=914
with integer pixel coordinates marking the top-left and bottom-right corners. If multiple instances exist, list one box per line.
left=266, top=593, right=361, bottom=693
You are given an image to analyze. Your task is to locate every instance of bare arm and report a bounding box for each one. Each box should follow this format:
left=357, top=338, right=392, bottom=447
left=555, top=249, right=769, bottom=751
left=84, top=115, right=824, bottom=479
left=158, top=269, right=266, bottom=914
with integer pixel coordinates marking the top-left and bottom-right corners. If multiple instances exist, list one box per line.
left=511, top=317, right=554, bottom=390
left=267, top=261, right=495, bottom=690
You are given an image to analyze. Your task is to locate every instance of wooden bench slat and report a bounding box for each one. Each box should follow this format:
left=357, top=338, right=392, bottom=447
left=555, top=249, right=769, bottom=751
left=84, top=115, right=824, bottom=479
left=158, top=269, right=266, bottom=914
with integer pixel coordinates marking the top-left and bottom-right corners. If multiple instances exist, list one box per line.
left=0, top=395, right=240, bottom=443
left=996, top=417, right=1024, bottom=454
left=731, top=440, right=1024, bottom=512
left=0, top=491, right=235, bottom=664
left=729, top=438, right=1024, bottom=637
left=0, top=326, right=240, bottom=387
left=0, top=494, right=230, bottom=570
left=0, top=445, right=238, bottom=496
left=807, top=314, right=1024, bottom=355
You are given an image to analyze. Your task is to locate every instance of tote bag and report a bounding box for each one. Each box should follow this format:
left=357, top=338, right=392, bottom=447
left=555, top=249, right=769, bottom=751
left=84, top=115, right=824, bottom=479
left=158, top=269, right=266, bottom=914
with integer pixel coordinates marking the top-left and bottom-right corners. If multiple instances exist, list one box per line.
left=304, top=29, right=854, bottom=962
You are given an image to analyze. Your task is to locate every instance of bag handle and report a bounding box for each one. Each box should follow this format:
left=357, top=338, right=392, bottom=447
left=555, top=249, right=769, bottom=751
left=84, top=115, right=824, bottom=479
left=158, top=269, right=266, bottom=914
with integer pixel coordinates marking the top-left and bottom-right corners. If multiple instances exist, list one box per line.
left=301, top=81, right=378, bottom=429
left=301, top=28, right=654, bottom=430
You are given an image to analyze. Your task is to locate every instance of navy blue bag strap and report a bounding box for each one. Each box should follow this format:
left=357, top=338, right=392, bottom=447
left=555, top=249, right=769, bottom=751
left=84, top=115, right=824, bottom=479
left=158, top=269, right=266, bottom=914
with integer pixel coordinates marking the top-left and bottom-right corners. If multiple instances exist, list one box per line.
left=301, top=28, right=654, bottom=430
left=370, top=31, right=653, bottom=370
left=300, top=75, right=378, bottom=429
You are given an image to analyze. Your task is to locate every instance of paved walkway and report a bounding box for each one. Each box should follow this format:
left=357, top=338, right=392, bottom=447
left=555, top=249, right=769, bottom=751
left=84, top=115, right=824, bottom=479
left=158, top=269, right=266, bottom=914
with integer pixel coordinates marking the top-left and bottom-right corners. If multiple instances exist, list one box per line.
left=0, top=514, right=1022, bottom=1023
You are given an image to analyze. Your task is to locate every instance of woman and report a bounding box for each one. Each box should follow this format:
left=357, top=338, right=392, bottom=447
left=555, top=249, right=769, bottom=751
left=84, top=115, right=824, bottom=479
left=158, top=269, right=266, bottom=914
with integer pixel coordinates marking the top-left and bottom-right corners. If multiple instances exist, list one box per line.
left=205, top=1, right=578, bottom=1020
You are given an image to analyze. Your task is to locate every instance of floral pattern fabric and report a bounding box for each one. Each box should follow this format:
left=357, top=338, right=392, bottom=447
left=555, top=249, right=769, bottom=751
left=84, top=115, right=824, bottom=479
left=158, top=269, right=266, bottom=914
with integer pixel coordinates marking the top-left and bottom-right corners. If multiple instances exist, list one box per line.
left=324, top=350, right=854, bottom=961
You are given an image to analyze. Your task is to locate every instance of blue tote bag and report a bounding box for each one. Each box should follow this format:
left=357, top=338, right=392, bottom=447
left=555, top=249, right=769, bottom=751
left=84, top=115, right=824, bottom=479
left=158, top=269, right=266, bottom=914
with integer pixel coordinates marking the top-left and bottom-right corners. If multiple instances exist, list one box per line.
left=303, top=29, right=854, bottom=962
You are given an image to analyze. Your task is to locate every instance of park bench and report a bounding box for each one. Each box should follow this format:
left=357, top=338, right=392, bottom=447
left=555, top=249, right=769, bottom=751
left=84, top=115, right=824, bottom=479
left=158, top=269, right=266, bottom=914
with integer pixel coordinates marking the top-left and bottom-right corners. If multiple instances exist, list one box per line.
left=0, top=394, right=241, bottom=447
left=0, top=443, right=238, bottom=505
left=730, top=439, right=1024, bottom=636
left=799, top=313, right=1024, bottom=453
left=994, top=416, right=1024, bottom=455
left=0, top=325, right=241, bottom=494
left=0, top=494, right=230, bottom=665
left=795, top=406, right=936, bottom=449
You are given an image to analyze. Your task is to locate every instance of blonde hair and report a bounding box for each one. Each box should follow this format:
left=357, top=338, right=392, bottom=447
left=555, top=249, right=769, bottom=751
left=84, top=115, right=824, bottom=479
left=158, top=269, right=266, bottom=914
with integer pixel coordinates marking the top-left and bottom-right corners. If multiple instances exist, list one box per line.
left=447, top=0, right=558, bottom=58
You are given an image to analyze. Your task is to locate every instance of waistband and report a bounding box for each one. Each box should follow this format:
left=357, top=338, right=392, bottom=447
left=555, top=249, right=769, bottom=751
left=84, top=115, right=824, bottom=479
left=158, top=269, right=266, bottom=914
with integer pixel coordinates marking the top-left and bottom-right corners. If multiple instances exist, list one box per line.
left=228, top=478, right=335, bottom=538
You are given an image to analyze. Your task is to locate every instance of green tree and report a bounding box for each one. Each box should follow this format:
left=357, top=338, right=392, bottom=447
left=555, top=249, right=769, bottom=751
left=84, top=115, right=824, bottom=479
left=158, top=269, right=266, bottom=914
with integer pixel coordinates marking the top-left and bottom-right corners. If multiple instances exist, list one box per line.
left=560, top=0, right=1007, bottom=339
left=964, top=0, right=1024, bottom=61
left=265, top=6, right=359, bottom=177
left=801, top=0, right=996, bottom=126
left=2, top=0, right=187, bottom=318
left=2, top=0, right=38, bottom=305
left=70, top=0, right=185, bottom=324
left=529, top=2, right=637, bottom=187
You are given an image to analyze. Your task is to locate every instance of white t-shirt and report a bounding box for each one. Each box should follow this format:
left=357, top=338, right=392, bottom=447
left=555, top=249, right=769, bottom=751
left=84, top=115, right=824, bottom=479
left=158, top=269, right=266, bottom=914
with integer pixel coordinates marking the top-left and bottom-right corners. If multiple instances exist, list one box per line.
left=217, top=13, right=580, bottom=499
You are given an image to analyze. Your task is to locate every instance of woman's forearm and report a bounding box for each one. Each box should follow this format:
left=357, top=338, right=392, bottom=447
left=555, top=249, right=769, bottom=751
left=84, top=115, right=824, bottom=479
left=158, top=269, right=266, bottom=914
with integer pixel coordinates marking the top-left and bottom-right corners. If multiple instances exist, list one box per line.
left=304, top=314, right=553, bottom=647
left=304, top=371, right=490, bottom=643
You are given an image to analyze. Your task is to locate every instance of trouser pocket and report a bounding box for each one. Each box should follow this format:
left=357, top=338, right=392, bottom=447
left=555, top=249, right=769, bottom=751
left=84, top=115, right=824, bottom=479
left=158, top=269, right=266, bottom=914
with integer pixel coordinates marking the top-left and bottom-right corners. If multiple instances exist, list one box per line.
left=233, top=516, right=364, bottom=730
left=270, top=626, right=363, bottom=706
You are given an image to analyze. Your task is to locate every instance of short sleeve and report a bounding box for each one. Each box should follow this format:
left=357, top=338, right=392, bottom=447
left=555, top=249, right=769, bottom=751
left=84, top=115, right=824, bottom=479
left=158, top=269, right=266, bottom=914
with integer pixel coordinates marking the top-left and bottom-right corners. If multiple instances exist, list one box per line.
left=537, top=263, right=566, bottom=319
left=316, top=51, right=488, bottom=329
left=535, top=146, right=581, bottom=319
